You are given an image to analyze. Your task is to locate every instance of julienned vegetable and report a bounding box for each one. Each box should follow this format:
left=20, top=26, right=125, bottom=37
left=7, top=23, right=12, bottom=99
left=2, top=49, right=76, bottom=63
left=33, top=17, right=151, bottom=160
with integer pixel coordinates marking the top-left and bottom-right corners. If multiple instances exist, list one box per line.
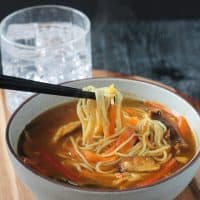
left=18, top=85, right=196, bottom=190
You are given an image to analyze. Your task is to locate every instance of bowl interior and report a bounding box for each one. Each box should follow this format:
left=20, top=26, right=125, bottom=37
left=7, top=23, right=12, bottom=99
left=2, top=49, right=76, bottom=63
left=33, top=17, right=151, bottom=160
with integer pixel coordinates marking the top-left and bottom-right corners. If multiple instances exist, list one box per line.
left=7, top=78, right=200, bottom=171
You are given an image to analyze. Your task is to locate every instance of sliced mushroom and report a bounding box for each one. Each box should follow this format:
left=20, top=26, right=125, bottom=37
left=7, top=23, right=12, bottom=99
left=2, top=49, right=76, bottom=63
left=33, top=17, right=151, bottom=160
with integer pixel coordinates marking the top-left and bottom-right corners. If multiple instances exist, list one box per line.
left=149, top=109, right=188, bottom=148
left=174, top=142, right=188, bottom=155
left=52, top=121, right=81, bottom=143
left=120, top=156, right=160, bottom=172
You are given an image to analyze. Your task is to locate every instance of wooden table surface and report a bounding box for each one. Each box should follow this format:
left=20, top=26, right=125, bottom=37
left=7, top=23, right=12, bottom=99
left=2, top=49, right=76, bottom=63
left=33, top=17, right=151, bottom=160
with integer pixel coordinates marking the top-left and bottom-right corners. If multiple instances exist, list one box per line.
left=0, top=70, right=200, bottom=200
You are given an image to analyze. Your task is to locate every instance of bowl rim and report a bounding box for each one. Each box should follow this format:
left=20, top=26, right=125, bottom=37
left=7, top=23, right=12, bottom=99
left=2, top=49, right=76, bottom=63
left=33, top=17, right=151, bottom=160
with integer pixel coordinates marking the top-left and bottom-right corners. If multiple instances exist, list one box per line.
left=5, top=77, right=200, bottom=193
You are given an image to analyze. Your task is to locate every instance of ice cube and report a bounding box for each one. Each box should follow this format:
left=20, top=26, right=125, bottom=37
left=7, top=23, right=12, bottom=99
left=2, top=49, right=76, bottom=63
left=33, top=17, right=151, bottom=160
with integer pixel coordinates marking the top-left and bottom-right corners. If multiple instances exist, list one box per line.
left=6, top=23, right=38, bottom=41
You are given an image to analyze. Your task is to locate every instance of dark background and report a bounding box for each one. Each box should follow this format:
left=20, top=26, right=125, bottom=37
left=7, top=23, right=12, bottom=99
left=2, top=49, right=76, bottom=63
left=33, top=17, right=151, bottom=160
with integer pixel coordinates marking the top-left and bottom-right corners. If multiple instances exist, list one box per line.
left=1, top=0, right=200, bottom=99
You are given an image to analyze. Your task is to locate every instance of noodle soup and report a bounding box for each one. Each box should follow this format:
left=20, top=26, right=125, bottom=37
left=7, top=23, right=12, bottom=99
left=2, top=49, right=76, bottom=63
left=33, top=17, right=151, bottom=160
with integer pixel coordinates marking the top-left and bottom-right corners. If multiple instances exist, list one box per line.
left=18, top=86, right=196, bottom=190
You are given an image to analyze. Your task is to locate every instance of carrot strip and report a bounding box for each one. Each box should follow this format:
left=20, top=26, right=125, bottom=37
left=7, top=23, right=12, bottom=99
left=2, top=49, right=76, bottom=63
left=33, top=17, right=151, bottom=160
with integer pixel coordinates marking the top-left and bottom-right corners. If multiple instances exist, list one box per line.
left=21, top=157, right=49, bottom=176
left=145, top=101, right=178, bottom=118
left=104, top=143, right=116, bottom=154
left=107, top=105, right=117, bottom=136
left=121, top=134, right=138, bottom=153
left=82, top=150, right=116, bottom=162
left=81, top=170, right=115, bottom=180
left=126, top=116, right=139, bottom=126
left=145, top=101, right=168, bottom=111
left=178, top=116, right=191, bottom=143
left=68, top=145, right=80, bottom=160
left=121, top=109, right=125, bottom=127
left=136, top=158, right=178, bottom=187
left=81, top=170, right=116, bottom=187
left=123, top=107, right=138, bottom=116
left=116, top=128, right=137, bottom=152
left=105, top=127, right=137, bottom=154
left=40, top=150, right=81, bottom=183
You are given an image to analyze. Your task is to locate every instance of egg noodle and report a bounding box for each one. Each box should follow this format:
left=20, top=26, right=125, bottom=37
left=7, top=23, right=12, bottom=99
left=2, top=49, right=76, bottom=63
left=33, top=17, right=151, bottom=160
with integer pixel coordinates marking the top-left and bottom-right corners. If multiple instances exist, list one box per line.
left=69, top=85, right=171, bottom=176
left=21, top=84, right=194, bottom=189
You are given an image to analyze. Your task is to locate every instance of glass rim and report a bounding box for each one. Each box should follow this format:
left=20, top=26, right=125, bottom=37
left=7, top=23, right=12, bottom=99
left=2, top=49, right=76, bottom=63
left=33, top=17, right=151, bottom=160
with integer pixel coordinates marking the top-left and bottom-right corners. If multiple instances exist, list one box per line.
left=0, top=5, right=91, bottom=50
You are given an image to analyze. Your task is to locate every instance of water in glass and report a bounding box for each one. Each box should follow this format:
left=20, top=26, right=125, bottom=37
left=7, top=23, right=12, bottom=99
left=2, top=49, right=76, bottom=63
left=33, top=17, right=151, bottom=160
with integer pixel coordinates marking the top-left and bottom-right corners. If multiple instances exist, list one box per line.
left=1, top=22, right=92, bottom=112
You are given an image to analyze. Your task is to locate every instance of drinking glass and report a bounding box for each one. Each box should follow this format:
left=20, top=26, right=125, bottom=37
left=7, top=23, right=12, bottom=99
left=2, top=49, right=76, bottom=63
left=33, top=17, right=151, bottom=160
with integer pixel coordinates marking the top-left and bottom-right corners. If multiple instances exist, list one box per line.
left=0, top=5, right=92, bottom=112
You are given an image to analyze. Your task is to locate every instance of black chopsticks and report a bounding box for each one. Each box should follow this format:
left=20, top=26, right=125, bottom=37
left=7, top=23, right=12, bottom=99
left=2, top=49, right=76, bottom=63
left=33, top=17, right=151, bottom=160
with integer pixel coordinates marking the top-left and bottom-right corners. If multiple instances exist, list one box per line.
left=0, top=74, right=96, bottom=99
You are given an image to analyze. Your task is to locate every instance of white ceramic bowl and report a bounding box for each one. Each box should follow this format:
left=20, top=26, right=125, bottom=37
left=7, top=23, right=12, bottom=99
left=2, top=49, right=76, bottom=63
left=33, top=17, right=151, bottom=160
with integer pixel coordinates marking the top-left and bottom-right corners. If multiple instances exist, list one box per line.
left=6, top=78, right=200, bottom=200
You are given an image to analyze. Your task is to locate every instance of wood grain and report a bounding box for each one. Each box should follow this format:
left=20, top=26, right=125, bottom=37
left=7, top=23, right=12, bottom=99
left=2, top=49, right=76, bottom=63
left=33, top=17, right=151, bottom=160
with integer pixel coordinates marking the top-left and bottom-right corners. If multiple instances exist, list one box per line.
left=0, top=90, right=35, bottom=200
left=0, top=70, right=199, bottom=200
left=0, top=90, right=17, bottom=200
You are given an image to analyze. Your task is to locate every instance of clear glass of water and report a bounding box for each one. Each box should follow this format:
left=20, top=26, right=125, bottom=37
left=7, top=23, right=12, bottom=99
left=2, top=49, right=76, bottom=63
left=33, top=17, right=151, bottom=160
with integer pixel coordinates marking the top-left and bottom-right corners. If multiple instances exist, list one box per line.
left=0, top=5, right=92, bottom=112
